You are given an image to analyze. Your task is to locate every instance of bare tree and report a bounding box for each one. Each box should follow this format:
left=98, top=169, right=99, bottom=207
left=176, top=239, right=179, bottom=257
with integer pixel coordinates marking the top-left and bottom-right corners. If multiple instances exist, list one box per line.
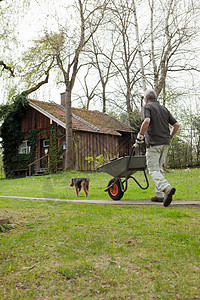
left=48, top=0, right=107, bottom=170
left=105, top=0, right=144, bottom=125
left=89, top=32, right=119, bottom=113
left=147, top=0, right=200, bottom=103
left=132, top=0, right=147, bottom=92
left=75, top=66, right=100, bottom=109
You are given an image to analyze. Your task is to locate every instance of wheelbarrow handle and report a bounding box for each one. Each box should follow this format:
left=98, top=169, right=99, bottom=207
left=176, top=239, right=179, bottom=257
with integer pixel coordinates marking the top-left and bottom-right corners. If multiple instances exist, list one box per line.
left=123, top=142, right=142, bottom=191
left=121, top=144, right=137, bottom=192
left=133, top=143, right=139, bottom=148
left=133, top=141, right=144, bottom=148
left=130, top=144, right=137, bottom=157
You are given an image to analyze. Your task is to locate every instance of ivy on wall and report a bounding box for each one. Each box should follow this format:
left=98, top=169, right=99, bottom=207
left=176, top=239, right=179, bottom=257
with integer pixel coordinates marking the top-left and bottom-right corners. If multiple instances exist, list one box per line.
left=26, top=127, right=39, bottom=175
left=47, top=123, right=62, bottom=174
left=1, top=92, right=29, bottom=178
left=1, top=93, right=63, bottom=177
left=0, top=92, right=38, bottom=178
left=27, top=114, right=39, bottom=163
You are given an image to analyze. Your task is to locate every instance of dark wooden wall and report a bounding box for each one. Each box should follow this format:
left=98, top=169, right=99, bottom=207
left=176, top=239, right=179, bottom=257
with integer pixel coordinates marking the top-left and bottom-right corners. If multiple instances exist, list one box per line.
left=21, top=106, right=133, bottom=172
left=73, top=131, right=119, bottom=171
left=21, top=107, right=51, bottom=139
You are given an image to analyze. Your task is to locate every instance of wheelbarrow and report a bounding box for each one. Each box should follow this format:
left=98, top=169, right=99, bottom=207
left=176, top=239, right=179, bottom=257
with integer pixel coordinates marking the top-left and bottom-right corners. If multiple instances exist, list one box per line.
left=98, top=145, right=149, bottom=200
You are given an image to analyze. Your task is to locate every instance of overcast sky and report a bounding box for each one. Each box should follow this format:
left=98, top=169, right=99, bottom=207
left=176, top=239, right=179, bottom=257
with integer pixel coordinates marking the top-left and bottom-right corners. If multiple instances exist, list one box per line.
left=1, top=0, right=199, bottom=111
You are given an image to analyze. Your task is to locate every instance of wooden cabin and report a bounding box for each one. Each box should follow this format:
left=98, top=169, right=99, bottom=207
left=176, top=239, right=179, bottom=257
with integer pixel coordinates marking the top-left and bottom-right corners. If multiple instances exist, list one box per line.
left=17, top=95, right=136, bottom=176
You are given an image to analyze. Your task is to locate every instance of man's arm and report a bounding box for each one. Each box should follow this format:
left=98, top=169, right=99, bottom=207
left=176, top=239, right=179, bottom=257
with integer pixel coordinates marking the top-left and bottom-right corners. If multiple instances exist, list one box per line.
left=170, top=122, right=179, bottom=138
left=140, top=118, right=150, bottom=135
left=134, top=117, right=150, bottom=146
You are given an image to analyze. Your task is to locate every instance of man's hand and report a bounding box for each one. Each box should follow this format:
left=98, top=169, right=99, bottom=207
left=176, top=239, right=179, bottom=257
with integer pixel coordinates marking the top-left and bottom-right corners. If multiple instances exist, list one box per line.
left=134, top=133, right=144, bottom=147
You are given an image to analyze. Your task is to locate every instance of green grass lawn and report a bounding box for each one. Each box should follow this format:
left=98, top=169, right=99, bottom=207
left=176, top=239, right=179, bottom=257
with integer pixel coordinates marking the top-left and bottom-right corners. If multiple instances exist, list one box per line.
left=0, top=169, right=200, bottom=299
left=0, top=168, right=199, bottom=201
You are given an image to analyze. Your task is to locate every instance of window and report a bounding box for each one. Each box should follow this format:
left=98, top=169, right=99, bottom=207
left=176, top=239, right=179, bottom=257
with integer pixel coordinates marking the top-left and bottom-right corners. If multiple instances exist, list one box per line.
left=43, top=139, right=49, bottom=148
left=18, top=140, right=31, bottom=154
left=62, top=141, right=66, bottom=150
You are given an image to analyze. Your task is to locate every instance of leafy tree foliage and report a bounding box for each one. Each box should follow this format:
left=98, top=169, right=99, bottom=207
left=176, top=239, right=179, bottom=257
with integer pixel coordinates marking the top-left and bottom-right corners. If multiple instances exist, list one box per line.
left=167, top=136, right=199, bottom=168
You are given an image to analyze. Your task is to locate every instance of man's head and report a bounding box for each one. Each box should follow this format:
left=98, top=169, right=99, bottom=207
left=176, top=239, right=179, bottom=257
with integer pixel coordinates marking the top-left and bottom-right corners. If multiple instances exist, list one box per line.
left=144, top=89, right=157, bottom=104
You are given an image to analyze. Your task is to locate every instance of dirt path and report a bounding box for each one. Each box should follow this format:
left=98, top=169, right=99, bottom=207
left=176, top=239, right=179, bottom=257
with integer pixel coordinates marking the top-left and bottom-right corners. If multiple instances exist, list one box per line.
left=0, top=195, right=200, bottom=207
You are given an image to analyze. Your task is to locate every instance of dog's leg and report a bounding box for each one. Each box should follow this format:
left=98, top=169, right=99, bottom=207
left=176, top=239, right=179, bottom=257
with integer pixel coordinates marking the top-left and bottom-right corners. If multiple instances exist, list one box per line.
left=86, top=182, right=89, bottom=197
left=75, top=186, right=79, bottom=197
left=82, top=181, right=88, bottom=197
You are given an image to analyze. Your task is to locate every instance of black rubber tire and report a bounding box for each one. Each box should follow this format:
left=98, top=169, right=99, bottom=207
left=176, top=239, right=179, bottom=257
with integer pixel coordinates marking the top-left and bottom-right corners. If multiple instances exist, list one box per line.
left=107, top=178, right=124, bottom=201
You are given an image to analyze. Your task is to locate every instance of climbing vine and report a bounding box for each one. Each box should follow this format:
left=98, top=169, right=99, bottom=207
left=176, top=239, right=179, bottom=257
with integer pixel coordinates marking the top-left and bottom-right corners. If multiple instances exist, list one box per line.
left=27, top=114, right=39, bottom=164
left=0, top=92, right=29, bottom=178
left=47, top=123, right=62, bottom=174
left=1, top=93, right=64, bottom=177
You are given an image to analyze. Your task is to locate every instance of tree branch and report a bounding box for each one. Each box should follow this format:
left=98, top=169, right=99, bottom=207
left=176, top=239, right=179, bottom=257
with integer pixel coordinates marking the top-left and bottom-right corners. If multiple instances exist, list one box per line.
left=26, top=59, right=54, bottom=95
left=0, top=60, right=14, bottom=77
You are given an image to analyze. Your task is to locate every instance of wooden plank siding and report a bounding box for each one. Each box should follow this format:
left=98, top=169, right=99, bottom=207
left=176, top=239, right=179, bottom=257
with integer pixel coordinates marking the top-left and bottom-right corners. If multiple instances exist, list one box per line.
left=72, top=131, right=120, bottom=171
left=22, top=107, right=52, bottom=139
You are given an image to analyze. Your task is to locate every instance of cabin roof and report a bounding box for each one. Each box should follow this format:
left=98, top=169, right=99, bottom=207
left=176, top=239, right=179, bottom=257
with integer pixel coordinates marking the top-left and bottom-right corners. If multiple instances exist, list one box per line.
left=28, top=99, right=135, bottom=136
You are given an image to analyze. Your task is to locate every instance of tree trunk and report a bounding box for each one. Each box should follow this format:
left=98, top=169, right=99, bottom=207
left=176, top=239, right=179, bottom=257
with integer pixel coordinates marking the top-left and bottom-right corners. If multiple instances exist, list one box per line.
left=65, top=89, right=74, bottom=170
left=197, top=135, right=200, bottom=163
left=126, top=86, right=134, bottom=125
left=102, top=84, right=106, bottom=113
left=132, top=0, right=146, bottom=91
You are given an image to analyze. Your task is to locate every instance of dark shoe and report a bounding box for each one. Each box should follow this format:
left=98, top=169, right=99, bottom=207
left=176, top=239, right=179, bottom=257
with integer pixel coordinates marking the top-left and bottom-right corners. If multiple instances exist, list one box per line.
left=163, top=186, right=176, bottom=207
left=151, top=196, right=164, bottom=202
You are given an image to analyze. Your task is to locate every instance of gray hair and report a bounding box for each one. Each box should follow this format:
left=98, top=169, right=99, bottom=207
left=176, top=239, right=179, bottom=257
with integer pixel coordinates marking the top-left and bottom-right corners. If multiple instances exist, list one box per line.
left=144, top=89, right=157, bottom=102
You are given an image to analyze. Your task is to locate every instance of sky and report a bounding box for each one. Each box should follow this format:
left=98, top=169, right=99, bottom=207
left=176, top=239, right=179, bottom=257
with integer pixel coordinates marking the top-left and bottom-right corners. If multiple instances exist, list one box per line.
left=1, top=0, right=199, bottom=112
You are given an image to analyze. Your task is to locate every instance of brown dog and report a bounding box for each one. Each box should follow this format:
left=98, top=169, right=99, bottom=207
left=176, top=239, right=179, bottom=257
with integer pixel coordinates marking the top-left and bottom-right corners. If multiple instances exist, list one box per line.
left=70, top=177, right=90, bottom=197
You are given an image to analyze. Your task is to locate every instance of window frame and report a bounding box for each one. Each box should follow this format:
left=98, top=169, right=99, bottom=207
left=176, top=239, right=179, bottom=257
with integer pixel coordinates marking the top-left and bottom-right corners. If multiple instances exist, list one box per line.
left=18, top=140, right=31, bottom=154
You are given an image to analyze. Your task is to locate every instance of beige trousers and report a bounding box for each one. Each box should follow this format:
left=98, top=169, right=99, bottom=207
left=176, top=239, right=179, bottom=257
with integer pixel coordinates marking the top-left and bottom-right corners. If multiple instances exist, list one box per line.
left=146, top=145, right=170, bottom=198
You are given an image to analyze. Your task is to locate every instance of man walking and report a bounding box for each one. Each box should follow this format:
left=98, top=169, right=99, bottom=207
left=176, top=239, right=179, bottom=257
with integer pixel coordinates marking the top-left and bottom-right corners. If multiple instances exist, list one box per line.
left=135, top=89, right=179, bottom=207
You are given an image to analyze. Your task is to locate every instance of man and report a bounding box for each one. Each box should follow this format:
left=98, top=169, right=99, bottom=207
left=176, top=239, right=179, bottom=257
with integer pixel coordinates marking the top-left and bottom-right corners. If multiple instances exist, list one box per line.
left=135, top=89, right=179, bottom=207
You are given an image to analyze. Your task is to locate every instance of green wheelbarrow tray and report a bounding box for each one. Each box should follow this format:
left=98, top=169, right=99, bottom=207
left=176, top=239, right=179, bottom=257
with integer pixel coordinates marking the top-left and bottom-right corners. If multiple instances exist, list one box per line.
left=98, top=146, right=149, bottom=201
left=98, top=155, right=146, bottom=178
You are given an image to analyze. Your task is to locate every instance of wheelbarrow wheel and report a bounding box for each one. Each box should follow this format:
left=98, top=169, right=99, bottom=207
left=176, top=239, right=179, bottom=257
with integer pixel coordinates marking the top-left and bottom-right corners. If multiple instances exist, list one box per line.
left=107, top=178, right=124, bottom=201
